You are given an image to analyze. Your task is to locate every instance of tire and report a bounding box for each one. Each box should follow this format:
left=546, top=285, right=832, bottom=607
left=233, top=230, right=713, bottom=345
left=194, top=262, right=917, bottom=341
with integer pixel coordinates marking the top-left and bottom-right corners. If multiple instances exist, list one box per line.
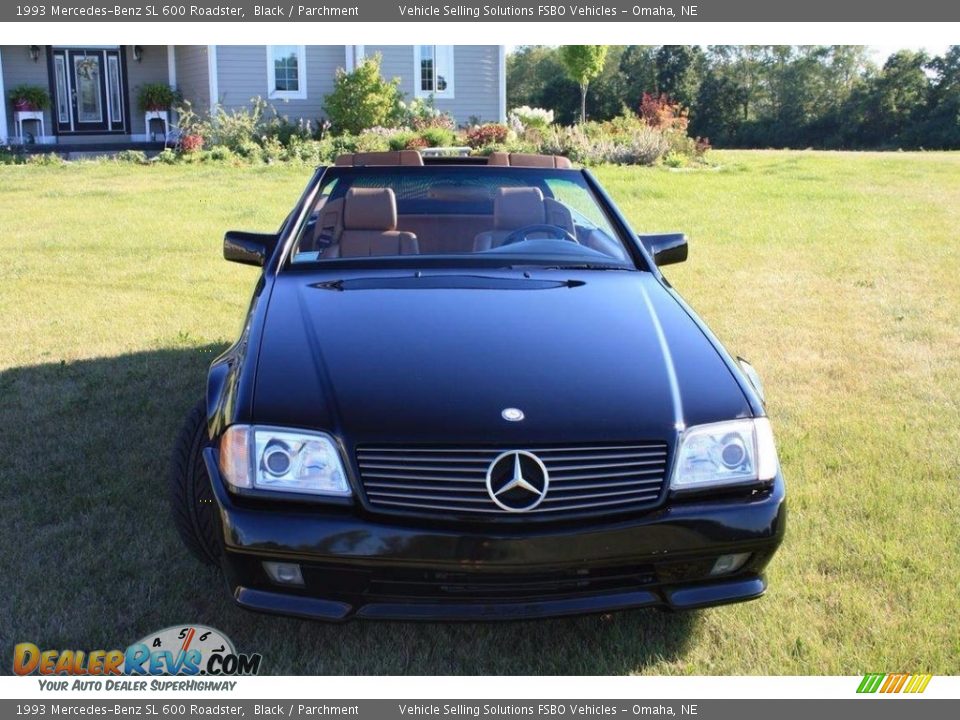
left=169, top=399, right=221, bottom=565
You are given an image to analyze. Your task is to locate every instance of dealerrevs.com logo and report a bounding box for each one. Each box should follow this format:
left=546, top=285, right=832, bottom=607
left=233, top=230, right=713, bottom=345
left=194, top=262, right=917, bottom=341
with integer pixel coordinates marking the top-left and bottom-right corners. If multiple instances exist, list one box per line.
left=14, top=625, right=262, bottom=677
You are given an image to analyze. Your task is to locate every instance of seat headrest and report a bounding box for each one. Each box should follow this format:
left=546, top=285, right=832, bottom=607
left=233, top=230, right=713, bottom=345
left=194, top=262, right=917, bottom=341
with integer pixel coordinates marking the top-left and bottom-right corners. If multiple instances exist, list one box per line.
left=335, top=151, right=423, bottom=166
left=344, top=188, right=398, bottom=231
left=494, top=187, right=545, bottom=230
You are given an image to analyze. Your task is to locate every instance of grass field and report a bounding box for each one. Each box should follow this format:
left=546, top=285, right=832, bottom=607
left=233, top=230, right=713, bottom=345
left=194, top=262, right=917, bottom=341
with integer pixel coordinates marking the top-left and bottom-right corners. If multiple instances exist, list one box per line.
left=1, top=151, right=958, bottom=675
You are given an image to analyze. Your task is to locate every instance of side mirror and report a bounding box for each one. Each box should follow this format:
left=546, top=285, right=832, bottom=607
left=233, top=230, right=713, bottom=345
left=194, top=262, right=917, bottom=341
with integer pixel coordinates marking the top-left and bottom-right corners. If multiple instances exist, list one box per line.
left=223, top=231, right=278, bottom=267
left=639, top=232, right=688, bottom=267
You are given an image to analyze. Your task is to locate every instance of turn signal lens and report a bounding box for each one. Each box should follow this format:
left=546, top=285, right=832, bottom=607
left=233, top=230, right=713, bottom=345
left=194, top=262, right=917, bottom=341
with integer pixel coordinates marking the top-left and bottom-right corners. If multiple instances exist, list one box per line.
left=219, top=425, right=252, bottom=488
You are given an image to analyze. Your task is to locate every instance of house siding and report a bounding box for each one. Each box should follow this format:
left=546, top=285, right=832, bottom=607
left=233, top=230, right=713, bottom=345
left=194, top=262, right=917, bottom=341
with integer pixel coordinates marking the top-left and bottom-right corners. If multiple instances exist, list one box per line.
left=1, top=44, right=503, bottom=144
left=215, top=45, right=346, bottom=126
left=371, top=45, right=502, bottom=125
left=126, top=45, right=170, bottom=135
left=2, top=45, right=53, bottom=140
left=175, top=45, right=210, bottom=114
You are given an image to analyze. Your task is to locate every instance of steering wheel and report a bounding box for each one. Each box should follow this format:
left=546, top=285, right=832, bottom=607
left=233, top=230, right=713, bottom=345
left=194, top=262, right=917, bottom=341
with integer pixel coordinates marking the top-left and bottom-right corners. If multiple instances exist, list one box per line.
left=501, top=224, right=578, bottom=246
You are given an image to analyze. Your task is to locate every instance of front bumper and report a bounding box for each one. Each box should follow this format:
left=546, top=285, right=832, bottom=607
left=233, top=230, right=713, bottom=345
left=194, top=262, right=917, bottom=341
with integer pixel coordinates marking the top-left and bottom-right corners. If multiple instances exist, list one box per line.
left=204, top=449, right=786, bottom=622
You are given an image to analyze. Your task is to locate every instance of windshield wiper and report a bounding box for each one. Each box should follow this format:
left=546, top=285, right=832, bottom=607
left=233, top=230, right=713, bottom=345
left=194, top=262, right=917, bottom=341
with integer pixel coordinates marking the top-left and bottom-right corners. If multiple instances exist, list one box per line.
left=540, top=264, right=632, bottom=271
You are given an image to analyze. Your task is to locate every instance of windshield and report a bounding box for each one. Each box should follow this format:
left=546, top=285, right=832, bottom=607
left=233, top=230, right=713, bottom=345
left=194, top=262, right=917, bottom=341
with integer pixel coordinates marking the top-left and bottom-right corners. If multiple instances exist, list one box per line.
left=288, top=166, right=637, bottom=269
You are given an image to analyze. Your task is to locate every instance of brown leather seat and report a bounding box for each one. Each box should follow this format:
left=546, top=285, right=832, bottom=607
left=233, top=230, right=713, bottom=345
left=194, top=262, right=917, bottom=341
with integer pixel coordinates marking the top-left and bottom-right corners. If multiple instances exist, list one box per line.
left=473, top=187, right=549, bottom=251
left=323, top=188, right=419, bottom=257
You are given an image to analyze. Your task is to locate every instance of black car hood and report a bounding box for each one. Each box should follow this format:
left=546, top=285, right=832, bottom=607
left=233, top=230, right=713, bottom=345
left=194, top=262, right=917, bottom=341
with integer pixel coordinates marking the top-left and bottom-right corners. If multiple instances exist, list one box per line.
left=252, top=270, right=752, bottom=447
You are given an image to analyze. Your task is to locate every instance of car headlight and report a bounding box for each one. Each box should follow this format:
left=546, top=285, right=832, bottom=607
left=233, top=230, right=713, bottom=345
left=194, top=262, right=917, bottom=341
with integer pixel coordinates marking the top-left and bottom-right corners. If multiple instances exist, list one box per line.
left=671, top=418, right=778, bottom=490
left=219, top=425, right=351, bottom=497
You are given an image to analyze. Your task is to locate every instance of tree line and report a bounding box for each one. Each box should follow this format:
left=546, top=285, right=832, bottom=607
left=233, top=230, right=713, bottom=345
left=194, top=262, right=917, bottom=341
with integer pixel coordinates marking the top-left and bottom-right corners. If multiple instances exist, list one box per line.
left=508, top=45, right=960, bottom=149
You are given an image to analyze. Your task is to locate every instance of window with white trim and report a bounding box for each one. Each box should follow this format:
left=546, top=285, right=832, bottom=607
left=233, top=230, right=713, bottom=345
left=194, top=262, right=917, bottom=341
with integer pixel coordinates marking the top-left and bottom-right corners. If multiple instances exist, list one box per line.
left=415, top=45, right=454, bottom=99
left=268, top=45, right=307, bottom=100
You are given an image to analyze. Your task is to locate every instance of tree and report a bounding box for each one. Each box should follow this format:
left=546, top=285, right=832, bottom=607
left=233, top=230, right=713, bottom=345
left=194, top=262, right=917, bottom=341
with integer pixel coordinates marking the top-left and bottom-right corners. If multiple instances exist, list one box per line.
left=859, top=50, right=931, bottom=145
left=923, top=46, right=960, bottom=147
left=691, top=72, right=743, bottom=144
left=322, top=54, right=403, bottom=134
left=558, top=45, right=609, bottom=123
left=619, top=45, right=659, bottom=107
left=654, top=45, right=706, bottom=110
left=507, top=46, right=581, bottom=125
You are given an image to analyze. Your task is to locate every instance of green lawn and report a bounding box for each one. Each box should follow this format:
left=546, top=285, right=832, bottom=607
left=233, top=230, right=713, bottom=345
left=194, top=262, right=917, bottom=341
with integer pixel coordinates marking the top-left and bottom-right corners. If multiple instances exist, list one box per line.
left=1, top=151, right=958, bottom=675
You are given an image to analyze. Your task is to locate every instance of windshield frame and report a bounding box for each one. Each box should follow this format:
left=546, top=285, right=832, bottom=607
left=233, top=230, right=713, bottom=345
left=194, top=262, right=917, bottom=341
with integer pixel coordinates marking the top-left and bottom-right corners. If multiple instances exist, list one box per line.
left=278, top=165, right=648, bottom=273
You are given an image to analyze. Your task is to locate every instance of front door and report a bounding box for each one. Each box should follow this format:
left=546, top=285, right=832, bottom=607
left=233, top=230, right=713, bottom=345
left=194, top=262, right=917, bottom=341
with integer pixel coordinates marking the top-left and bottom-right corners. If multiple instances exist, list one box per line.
left=50, top=48, right=128, bottom=135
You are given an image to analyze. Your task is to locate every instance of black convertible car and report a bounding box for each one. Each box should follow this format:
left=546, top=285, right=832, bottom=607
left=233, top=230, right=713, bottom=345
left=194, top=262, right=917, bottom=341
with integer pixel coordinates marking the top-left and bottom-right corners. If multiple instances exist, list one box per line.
left=170, top=150, right=785, bottom=621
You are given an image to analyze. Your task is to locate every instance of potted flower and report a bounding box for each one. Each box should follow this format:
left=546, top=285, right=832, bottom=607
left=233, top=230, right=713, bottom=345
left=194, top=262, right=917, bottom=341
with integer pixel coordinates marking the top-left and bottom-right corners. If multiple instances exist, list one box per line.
left=137, top=83, right=179, bottom=113
left=8, top=85, right=51, bottom=113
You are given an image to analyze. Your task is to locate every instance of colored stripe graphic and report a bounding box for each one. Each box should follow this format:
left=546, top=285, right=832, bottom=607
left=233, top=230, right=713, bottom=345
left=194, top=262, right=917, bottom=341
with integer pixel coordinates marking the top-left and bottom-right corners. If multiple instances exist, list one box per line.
left=857, top=673, right=932, bottom=694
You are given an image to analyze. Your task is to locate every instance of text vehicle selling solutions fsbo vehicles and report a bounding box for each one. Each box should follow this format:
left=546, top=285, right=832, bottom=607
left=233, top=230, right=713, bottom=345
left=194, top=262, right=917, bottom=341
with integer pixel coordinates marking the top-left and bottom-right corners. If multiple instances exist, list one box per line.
left=169, top=150, right=786, bottom=621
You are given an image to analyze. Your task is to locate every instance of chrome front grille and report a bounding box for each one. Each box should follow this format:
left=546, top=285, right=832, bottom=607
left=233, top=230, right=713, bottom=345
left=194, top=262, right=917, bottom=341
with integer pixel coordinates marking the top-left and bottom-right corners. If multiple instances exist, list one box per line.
left=356, top=443, right=669, bottom=518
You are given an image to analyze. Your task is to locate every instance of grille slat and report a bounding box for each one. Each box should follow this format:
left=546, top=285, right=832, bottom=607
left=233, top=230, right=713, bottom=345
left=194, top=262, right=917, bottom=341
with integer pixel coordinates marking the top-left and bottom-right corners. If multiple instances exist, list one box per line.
left=547, top=467, right=664, bottom=481
left=546, top=458, right=665, bottom=472
left=364, top=481, right=487, bottom=492
left=366, top=490, right=492, bottom=504
left=543, top=487, right=662, bottom=502
left=359, top=463, right=483, bottom=474
left=549, top=478, right=663, bottom=491
left=357, top=442, right=668, bottom=519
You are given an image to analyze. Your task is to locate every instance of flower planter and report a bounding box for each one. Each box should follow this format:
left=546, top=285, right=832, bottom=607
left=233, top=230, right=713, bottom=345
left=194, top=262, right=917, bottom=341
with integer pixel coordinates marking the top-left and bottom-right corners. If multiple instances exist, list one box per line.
left=13, top=100, right=37, bottom=112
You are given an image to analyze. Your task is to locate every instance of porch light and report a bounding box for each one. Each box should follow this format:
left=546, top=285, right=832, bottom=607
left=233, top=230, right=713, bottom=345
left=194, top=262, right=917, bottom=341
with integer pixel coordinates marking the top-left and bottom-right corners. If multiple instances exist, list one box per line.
left=28, top=45, right=39, bottom=63
left=133, top=45, right=144, bottom=63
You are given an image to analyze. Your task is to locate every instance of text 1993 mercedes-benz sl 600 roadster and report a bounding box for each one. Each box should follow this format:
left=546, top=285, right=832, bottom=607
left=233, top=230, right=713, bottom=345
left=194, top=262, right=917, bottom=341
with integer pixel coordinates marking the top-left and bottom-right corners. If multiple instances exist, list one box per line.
left=170, top=150, right=785, bottom=621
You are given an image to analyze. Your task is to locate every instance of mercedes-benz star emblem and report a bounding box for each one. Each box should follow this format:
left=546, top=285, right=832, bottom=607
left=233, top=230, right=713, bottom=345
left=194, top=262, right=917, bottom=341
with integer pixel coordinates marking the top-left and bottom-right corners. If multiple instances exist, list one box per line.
left=485, top=450, right=550, bottom=512
left=501, top=407, right=525, bottom=422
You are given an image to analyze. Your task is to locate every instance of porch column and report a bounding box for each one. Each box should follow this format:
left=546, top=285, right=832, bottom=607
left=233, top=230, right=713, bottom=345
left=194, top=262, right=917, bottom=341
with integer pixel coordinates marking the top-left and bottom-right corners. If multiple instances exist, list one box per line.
left=498, top=45, right=507, bottom=123
left=207, top=45, right=218, bottom=113
left=0, top=48, right=8, bottom=143
left=167, top=45, right=177, bottom=128
left=167, top=45, right=177, bottom=88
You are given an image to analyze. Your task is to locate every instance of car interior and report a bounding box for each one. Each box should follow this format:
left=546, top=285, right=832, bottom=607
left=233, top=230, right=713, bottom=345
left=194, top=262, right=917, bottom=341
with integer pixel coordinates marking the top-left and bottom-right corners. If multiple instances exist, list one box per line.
left=291, top=151, right=630, bottom=263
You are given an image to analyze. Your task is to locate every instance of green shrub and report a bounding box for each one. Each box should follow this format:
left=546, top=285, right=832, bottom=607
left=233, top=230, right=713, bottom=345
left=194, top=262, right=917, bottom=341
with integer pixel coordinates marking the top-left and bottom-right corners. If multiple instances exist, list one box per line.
left=113, top=149, right=147, bottom=164
left=387, top=131, right=418, bottom=151
left=352, top=131, right=392, bottom=153
left=1, top=147, right=25, bottom=165
left=208, top=97, right=268, bottom=151
left=25, top=153, right=65, bottom=166
left=323, top=55, right=404, bottom=135
left=154, top=148, right=178, bottom=164
left=235, top=140, right=264, bottom=163
left=285, top=139, right=329, bottom=164
left=418, top=127, right=456, bottom=147
left=261, top=136, right=286, bottom=163
left=662, top=151, right=687, bottom=168
left=208, top=145, right=235, bottom=162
